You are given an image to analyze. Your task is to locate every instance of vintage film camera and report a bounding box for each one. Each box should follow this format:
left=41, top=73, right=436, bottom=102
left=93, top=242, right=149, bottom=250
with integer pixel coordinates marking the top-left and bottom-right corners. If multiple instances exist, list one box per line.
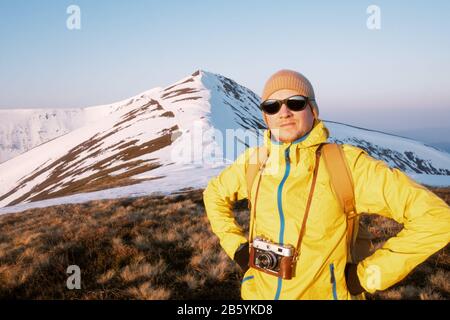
left=249, top=237, right=296, bottom=279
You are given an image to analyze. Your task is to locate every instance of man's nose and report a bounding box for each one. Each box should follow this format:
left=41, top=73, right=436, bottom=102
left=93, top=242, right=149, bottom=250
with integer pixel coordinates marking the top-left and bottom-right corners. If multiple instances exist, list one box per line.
left=278, top=102, right=292, bottom=117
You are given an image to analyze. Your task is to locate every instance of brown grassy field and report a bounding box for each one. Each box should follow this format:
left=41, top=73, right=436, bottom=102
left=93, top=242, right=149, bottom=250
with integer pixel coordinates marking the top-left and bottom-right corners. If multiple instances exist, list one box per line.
left=0, top=187, right=448, bottom=300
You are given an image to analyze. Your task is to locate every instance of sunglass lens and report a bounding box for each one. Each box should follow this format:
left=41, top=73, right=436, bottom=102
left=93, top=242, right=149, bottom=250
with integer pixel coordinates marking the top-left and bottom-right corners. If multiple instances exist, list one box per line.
left=261, top=100, right=281, bottom=114
left=286, top=97, right=307, bottom=111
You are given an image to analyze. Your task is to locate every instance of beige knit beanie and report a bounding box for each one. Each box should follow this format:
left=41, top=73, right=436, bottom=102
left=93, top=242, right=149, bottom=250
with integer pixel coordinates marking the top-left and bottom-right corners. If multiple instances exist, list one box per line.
left=261, top=69, right=319, bottom=119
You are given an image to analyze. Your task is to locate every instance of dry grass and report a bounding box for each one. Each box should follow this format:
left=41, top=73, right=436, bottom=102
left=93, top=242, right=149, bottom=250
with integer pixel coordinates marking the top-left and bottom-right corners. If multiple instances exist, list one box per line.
left=0, top=187, right=448, bottom=299
left=0, top=190, right=242, bottom=299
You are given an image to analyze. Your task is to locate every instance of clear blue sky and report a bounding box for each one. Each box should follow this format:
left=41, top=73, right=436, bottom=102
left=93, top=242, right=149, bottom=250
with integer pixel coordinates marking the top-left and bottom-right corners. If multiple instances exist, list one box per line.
left=1, top=0, right=449, bottom=136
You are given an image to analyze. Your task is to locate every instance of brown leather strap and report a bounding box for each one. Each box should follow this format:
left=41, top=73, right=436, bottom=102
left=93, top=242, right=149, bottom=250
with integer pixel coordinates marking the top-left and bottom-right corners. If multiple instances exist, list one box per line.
left=293, top=144, right=324, bottom=261
left=321, top=143, right=358, bottom=262
left=248, top=155, right=268, bottom=244
left=322, top=144, right=356, bottom=218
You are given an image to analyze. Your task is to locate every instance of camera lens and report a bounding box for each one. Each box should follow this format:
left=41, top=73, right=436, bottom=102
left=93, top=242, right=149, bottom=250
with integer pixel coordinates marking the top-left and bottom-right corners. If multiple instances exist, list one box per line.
left=256, top=252, right=278, bottom=270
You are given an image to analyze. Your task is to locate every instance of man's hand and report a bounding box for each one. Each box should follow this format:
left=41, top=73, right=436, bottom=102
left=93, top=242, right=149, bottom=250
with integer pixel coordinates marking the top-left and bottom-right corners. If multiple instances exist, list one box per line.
left=345, top=263, right=366, bottom=295
left=234, top=242, right=249, bottom=273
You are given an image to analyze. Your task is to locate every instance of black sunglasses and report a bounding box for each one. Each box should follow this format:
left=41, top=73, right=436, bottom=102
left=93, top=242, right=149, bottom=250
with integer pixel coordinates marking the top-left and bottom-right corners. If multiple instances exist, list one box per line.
left=260, top=95, right=314, bottom=115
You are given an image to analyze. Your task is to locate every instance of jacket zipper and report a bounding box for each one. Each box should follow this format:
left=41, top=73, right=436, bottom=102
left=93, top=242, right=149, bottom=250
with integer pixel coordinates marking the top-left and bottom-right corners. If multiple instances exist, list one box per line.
left=274, top=146, right=291, bottom=300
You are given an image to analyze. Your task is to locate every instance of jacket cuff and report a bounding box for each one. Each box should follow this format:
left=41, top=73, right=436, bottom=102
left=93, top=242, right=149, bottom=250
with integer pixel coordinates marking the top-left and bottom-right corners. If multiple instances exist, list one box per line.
left=221, top=234, right=248, bottom=260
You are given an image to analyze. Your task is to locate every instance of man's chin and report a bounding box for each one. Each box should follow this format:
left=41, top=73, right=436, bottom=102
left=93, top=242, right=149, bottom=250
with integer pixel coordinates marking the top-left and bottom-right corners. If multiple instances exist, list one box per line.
left=271, top=128, right=303, bottom=143
left=278, top=133, right=300, bottom=143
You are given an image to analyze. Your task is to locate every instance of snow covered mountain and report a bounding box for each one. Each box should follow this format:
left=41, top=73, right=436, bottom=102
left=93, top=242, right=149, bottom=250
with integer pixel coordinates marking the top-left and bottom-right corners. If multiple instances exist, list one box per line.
left=0, top=103, right=126, bottom=163
left=0, top=70, right=449, bottom=214
left=0, top=108, right=83, bottom=163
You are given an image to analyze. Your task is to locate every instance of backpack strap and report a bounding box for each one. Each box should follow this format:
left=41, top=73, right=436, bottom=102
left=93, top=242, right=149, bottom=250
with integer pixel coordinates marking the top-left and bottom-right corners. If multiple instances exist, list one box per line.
left=322, top=143, right=359, bottom=262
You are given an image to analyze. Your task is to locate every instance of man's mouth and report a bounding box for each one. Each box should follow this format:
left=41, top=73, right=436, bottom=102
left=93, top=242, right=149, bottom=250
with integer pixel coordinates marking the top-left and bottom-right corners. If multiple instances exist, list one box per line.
left=279, top=122, right=296, bottom=128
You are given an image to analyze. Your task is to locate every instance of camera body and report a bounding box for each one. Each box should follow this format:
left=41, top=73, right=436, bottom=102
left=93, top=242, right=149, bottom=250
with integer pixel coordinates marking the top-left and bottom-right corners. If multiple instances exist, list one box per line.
left=249, top=236, right=296, bottom=280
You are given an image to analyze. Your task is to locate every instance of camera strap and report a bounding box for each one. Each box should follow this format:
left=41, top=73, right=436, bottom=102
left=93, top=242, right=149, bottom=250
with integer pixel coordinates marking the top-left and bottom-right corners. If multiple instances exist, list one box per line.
left=292, top=143, right=325, bottom=261
left=248, top=149, right=269, bottom=244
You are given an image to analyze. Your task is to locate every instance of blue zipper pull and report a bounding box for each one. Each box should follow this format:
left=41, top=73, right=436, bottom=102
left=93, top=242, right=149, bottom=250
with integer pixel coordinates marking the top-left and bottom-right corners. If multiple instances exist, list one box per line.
left=285, top=148, right=290, bottom=164
left=330, top=263, right=335, bottom=283
left=330, top=263, right=338, bottom=300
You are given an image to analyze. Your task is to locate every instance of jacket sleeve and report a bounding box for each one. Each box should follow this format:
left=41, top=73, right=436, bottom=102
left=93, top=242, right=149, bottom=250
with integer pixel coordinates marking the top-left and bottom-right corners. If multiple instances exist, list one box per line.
left=203, top=148, right=252, bottom=259
left=345, top=145, right=450, bottom=293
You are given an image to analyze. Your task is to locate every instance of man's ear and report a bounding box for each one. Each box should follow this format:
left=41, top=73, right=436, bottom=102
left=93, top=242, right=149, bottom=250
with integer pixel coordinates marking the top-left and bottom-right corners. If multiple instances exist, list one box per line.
left=309, top=104, right=317, bottom=120
left=309, top=105, right=319, bottom=130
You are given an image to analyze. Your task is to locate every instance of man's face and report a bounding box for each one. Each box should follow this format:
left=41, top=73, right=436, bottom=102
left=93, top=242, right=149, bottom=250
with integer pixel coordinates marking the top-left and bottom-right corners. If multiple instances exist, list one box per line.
left=264, top=89, right=315, bottom=143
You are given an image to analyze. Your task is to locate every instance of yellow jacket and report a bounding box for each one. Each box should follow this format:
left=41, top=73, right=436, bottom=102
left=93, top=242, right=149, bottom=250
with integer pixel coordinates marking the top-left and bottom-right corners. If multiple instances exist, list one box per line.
left=203, top=120, right=450, bottom=299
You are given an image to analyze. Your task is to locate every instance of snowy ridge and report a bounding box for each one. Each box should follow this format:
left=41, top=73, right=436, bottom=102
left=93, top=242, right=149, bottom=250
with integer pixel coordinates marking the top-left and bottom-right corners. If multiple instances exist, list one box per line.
left=326, top=121, right=450, bottom=175
left=0, top=108, right=84, bottom=163
left=0, top=86, right=168, bottom=164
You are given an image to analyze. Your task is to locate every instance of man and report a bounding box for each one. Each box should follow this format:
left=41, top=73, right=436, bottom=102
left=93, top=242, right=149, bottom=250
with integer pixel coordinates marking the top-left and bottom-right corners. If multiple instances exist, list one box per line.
left=203, top=69, right=450, bottom=299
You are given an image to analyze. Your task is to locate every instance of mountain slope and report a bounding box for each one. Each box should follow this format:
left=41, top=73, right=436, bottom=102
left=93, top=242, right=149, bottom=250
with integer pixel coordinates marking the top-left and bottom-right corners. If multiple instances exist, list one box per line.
left=326, top=121, right=450, bottom=176
left=0, top=108, right=84, bottom=163
left=0, top=70, right=264, bottom=212
left=0, top=100, right=137, bottom=164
